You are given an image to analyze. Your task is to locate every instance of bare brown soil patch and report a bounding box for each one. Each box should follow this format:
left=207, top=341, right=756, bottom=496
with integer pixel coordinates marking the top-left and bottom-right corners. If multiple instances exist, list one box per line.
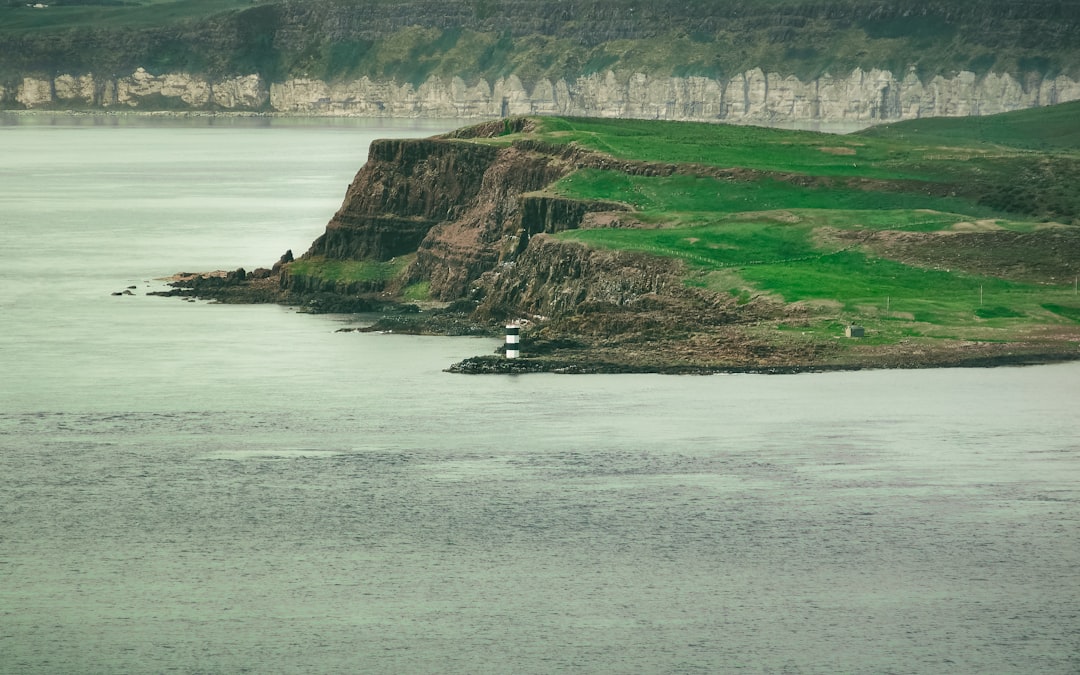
left=737, top=209, right=803, bottom=224
left=791, top=298, right=843, bottom=313
left=831, top=227, right=1080, bottom=282
left=818, top=146, right=857, bottom=156
left=951, top=219, right=1003, bottom=231
left=580, top=211, right=649, bottom=229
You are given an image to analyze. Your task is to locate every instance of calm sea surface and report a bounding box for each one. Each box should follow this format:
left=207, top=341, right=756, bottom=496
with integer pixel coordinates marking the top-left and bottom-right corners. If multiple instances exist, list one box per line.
left=1, top=114, right=1078, bottom=674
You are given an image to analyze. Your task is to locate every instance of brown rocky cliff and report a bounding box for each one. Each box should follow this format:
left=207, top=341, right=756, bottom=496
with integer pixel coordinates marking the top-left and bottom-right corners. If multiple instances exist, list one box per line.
left=290, top=130, right=739, bottom=326
left=473, top=235, right=746, bottom=330
left=477, top=236, right=682, bottom=318
left=296, top=128, right=603, bottom=297
left=305, top=138, right=500, bottom=262
left=410, top=144, right=577, bottom=299
left=291, top=130, right=741, bottom=322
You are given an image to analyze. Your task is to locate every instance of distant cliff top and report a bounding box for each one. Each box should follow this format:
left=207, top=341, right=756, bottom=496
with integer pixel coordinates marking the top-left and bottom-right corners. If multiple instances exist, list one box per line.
left=3, top=0, right=1079, bottom=84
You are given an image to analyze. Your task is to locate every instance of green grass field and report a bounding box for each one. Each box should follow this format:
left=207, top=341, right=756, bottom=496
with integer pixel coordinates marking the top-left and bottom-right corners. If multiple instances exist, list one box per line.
left=515, top=104, right=1080, bottom=343
left=553, top=170, right=1002, bottom=222
left=556, top=220, right=1077, bottom=326
left=287, top=255, right=412, bottom=285
left=519, top=106, right=1080, bottom=212
left=0, top=0, right=262, bottom=32
left=859, top=102, right=1080, bottom=153
left=533, top=117, right=917, bottom=179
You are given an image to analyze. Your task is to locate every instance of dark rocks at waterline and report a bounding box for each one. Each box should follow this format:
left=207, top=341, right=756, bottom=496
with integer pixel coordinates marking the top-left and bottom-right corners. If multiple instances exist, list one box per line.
left=446, top=356, right=554, bottom=374
left=301, top=293, right=383, bottom=314
left=446, top=355, right=721, bottom=375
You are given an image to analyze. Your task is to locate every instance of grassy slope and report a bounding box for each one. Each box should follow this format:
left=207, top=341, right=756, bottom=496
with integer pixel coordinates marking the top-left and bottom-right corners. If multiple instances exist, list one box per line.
left=858, top=101, right=1080, bottom=153
left=498, top=104, right=1080, bottom=348
left=288, top=255, right=412, bottom=284
left=0, top=0, right=260, bottom=32
left=2, top=0, right=1079, bottom=84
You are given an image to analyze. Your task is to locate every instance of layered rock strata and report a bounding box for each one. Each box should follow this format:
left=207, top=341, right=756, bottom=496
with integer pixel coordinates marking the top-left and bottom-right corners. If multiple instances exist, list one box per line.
left=300, top=127, right=580, bottom=301
left=13, top=68, right=268, bottom=110
left=308, top=138, right=501, bottom=263
left=7, top=67, right=1080, bottom=124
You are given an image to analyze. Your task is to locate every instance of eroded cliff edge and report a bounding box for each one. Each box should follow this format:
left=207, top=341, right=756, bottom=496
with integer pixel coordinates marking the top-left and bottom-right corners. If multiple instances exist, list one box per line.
left=161, top=115, right=1080, bottom=373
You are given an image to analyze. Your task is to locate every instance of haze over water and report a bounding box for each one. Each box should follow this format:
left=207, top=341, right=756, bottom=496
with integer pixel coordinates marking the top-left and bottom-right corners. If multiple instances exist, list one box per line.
left=1, top=114, right=1078, bottom=674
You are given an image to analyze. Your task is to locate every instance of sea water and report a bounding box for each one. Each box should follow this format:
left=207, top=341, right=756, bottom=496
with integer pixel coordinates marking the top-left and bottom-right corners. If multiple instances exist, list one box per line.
left=1, top=114, right=1078, bottom=674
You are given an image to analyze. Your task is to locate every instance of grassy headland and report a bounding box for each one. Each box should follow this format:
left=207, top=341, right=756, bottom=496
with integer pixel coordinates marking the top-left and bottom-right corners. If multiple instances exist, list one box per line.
left=443, top=104, right=1080, bottom=371
left=162, top=102, right=1080, bottom=372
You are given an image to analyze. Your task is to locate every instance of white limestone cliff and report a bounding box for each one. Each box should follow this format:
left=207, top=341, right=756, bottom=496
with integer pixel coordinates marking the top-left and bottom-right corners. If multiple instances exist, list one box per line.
left=16, top=76, right=53, bottom=108
left=209, top=74, right=269, bottom=109
left=114, top=69, right=268, bottom=109
left=115, top=68, right=202, bottom=106
left=7, top=67, right=1080, bottom=124
left=53, top=74, right=96, bottom=106
left=8, top=69, right=269, bottom=109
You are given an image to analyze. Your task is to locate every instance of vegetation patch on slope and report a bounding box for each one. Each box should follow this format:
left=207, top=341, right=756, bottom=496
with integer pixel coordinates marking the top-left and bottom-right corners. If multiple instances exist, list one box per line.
left=287, top=255, right=412, bottom=286
left=3, top=0, right=1080, bottom=84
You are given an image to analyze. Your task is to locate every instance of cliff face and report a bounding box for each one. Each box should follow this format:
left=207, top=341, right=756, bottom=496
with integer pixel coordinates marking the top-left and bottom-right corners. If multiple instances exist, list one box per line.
left=475, top=236, right=685, bottom=319
left=7, top=0, right=1080, bottom=126
left=307, top=138, right=499, bottom=263
left=11, top=68, right=268, bottom=110
left=8, top=67, right=1080, bottom=125
left=410, top=143, right=575, bottom=299
left=268, top=68, right=1080, bottom=123
left=288, top=126, right=770, bottom=336
left=291, top=126, right=663, bottom=313
left=305, top=138, right=577, bottom=300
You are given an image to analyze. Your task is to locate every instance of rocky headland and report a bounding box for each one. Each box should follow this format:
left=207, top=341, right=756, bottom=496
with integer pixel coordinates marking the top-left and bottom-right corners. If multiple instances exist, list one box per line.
left=156, top=112, right=1080, bottom=374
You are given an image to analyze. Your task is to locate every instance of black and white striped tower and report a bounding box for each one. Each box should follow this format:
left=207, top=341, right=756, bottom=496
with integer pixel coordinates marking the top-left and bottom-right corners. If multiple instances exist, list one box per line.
left=505, top=323, right=521, bottom=359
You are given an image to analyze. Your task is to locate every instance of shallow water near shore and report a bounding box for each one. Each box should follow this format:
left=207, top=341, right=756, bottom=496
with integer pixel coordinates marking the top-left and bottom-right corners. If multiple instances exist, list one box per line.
left=2, top=114, right=1079, bottom=674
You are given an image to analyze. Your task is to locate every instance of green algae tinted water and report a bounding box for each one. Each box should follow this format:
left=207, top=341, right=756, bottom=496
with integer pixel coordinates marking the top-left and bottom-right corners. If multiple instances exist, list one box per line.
left=2, top=114, right=1079, bottom=674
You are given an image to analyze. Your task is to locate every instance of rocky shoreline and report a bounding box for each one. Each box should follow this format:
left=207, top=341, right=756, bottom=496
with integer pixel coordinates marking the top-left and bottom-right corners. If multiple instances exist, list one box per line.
left=445, top=349, right=1080, bottom=375
left=149, top=269, right=1080, bottom=375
